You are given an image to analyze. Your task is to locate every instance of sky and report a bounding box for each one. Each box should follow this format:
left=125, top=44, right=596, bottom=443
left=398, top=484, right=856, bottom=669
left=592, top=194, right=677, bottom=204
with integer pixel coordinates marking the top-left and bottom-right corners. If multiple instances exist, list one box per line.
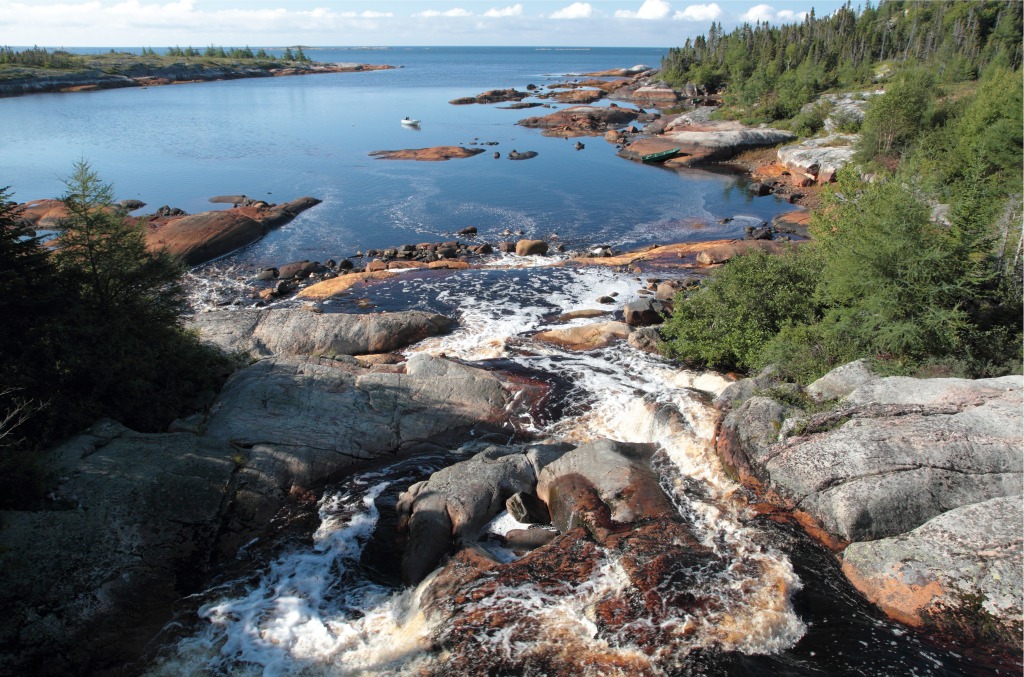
left=0, top=0, right=851, bottom=48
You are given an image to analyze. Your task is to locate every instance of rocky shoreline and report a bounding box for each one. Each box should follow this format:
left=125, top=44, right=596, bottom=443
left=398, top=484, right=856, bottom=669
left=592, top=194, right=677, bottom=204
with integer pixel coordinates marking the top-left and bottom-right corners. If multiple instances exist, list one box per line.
left=2, top=65, right=1020, bottom=675
left=0, top=61, right=394, bottom=97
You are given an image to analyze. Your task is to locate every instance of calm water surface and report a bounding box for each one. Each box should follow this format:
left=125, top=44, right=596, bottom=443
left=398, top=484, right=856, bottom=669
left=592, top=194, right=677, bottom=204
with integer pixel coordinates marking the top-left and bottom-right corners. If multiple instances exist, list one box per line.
left=1, top=47, right=793, bottom=265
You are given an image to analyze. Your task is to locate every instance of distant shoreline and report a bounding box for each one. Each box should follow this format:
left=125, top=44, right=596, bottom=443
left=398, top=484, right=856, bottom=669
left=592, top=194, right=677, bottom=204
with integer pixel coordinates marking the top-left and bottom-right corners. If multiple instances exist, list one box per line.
left=0, top=60, right=394, bottom=98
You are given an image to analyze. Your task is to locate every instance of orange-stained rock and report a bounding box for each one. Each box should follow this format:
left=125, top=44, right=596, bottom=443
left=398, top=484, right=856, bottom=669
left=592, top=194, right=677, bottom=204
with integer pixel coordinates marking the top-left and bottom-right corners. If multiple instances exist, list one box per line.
left=365, top=260, right=388, bottom=272
left=17, top=199, right=69, bottom=228
left=533, top=321, right=631, bottom=351
left=297, top=270, right=398, bottom=299
left=427, top=260, right=470, bottom=269
left=145, top=196, right=321, bottom=266
left=369, top=146, right=486, bottom=161
left=517, top=105, right=639, bottom=137
left=387, top=261, right=428, bottom=270
left=695, top=239, right=802, bottom=265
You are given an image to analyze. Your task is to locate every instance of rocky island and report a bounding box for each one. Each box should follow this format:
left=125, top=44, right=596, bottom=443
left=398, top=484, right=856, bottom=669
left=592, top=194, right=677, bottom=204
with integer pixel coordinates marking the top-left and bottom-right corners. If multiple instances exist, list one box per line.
left=0, top=48, right=394, bottom=97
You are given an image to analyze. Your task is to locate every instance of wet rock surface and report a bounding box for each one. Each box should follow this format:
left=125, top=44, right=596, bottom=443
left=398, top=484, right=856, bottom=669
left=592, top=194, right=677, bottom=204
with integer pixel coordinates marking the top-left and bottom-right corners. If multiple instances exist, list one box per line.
left=407, top=439, right=726, bottom=675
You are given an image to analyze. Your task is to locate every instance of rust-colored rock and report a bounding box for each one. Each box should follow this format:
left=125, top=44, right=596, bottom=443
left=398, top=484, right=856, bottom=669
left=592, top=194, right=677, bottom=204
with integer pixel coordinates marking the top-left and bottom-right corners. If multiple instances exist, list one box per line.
left=533, top=321, right=630, bottom=351
left=297, top=270, right=398, bottom=299
left=518, top=106, right=639, bottom=137
left=369, top=146, right=486, bottom=161
left=449, top=88, right=529, bottom=105
left=145, top=196, right=321, bottom=266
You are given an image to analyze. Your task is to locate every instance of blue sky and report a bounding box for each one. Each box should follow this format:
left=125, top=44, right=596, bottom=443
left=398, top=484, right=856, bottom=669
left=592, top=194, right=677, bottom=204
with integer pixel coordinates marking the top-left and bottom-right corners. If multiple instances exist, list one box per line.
left=0, top=0, right=851, bottom=48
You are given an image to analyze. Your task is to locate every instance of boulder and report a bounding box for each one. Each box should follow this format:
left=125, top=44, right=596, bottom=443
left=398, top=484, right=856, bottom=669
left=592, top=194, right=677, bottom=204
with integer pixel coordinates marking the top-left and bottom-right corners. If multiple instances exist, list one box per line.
left=805, top=359, right=877, bottom=402
left=777, top=135, right=858, bottom=184
left=842, top=496, right=1022, bottom=645
left=536, top=439, right=674, bottom=535
left=533, top=321, right=631, bottom=351
left=276, top=259, right=321, bottom=279
left=397, top=445, right=540, bottom=583
left=515, top=239, right=548, bottom=256
left=623, top=298, right=666, bottom=326
left=630, top=86, right=680, bottom=106
left=627, top=326, right=661, bottom=353
left=187, top=308, right=453, bottom=358
left=695, top=240, right=800, bottom=265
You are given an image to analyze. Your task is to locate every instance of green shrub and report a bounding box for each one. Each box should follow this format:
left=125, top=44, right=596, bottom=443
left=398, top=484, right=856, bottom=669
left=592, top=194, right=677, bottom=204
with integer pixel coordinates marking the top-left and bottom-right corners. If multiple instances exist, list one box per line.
left=659, top=246, right=820, bottom=372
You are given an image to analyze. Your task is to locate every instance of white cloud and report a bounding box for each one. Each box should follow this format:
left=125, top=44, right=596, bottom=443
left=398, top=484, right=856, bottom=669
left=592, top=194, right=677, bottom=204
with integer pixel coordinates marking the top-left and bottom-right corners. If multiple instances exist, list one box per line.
left=741, top=4, right=776, bottom=22
left=673, top=3, right=721, bottom=21
left=777, top=9, right=808, bottom=21
left=414, top=8, right=473, bottom=18
left=615, top=0, right=672, bottom=20
left=549, top=2, right=593, bottom=19
left=483, top=4, right=523, bottom=18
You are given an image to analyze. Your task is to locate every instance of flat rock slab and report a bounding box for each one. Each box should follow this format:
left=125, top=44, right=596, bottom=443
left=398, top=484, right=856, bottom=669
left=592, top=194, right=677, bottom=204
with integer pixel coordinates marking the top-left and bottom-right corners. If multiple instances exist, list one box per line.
left=763, top=375, right=1023, bottom=542
left=187, top=308, right=453, bottom=358
left=145, top=196, right=321, bottom=265
left=842, top=496, right=1023, bottom=644
left=369, top=146, right=486, bottom=161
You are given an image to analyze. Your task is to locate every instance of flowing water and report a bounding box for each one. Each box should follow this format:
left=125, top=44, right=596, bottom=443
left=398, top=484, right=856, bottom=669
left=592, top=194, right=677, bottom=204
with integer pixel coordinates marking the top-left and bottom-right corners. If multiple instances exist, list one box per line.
left=146, top=265, right=990, bottom=676
left=2, top=47, right=997, bottom=675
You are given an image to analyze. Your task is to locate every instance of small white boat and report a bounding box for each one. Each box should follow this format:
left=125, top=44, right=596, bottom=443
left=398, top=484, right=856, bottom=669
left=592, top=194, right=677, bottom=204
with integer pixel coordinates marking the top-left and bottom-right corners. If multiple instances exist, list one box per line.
left=401, top=117, right=420, bottom=126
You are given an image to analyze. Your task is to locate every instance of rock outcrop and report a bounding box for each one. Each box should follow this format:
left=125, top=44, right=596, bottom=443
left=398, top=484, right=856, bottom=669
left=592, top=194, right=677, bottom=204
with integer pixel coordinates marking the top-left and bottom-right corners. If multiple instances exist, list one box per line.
left=369, top=146, right=486, bottom=161
left=449, top=89, right=529, bottom=105
left=187, top=308, right=453, bottom=358
left=0, top=61, right=395, bottom=98
left=406, top=439, right=726, bottom=675
left=716, top=365, right=1024, bottom=646
left=517, top=105, right=639, bottom=137
left=777, top=134, right=858, bottom=184
left=145, top=196, right=321, bottom=265
left=533, top=321, right=631, bottom=351
left=0, top=348, right=541, bottom=674
left=621, top=120, right=796, bottom=166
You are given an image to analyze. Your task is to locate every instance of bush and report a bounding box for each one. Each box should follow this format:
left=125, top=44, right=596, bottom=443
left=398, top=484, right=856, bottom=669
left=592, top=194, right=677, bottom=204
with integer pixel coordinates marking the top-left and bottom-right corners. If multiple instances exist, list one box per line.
left=659, top=246, right=820, bottom=372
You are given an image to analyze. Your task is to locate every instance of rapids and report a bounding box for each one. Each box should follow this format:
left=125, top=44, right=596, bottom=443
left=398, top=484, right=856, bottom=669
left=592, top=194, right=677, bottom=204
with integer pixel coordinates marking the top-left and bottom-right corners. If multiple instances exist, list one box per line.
left=147, top=263, right=984, bottom=676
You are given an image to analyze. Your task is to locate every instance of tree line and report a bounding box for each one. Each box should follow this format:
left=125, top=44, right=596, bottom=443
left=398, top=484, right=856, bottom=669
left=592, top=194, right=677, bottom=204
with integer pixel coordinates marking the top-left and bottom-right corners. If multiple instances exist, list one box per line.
left=0, top=45, right=313, bottom=71
left=661, top=0, right=1022, bottom=123
left=660, top=2, right=1022, bottom=385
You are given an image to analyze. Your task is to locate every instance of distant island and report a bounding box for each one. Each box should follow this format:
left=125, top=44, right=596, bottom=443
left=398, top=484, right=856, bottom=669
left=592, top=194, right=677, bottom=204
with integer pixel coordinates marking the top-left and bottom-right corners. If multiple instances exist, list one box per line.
left=0, top=46, right=394, bottom=97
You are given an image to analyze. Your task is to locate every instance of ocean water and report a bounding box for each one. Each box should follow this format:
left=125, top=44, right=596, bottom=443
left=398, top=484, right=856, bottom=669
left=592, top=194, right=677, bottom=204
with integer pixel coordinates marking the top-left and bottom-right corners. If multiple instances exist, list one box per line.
left=0, top=46, right=793, bottom=266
